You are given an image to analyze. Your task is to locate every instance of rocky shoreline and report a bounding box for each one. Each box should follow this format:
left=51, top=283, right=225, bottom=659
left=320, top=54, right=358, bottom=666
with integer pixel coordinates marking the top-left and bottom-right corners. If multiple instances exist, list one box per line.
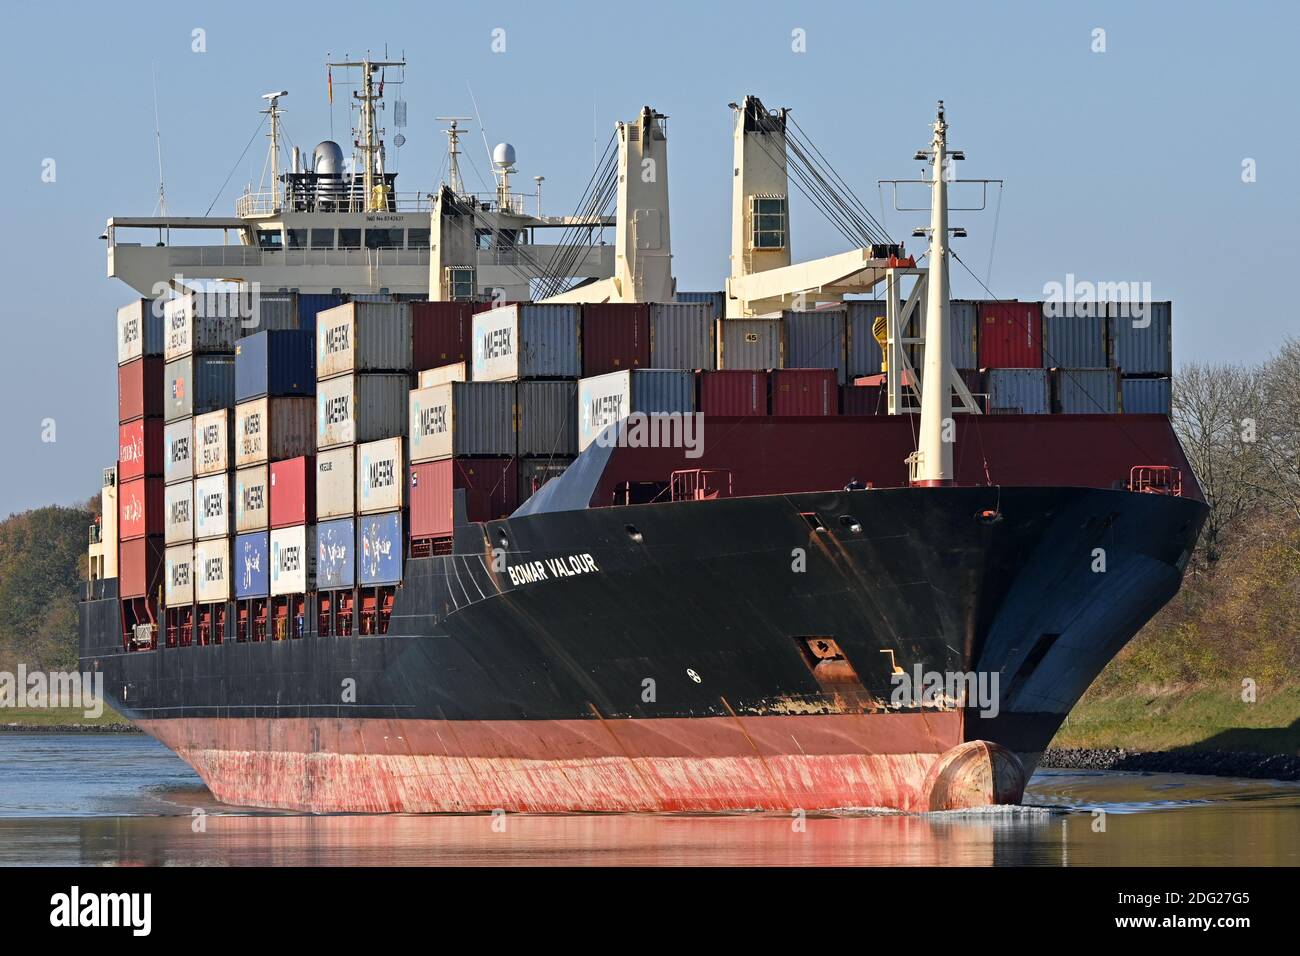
left=1040, top=747, right=1300, bottom=781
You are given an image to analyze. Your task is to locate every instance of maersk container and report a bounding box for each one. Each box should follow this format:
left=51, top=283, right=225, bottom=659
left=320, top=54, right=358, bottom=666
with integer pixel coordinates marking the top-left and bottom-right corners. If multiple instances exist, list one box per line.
left=119, top=477, right=163, bottom=541
left=582, top=303, right=650, bottom=377
left=986, top=367, right=1051, bottom=414
left=164, top=543, right=194, bottom=607
left=316, top=517, right=356, bottom=590
left=409, top=458, right=520, bottom=539
left=1121, top=376, right=1173, bottom=414
left=698, top=369, right=769, bottom=416
left=233, top=532, right=269, bottom=600
left=164, top=355, right=235, bottom=424
left=675, top=291, right=725, bottom=319
left=717, top=319, right=783, bottom=370
left=1053, top=367, right=1120, bottom=414
left=164, top=481, right=193, bottom=545
left=357, top=512, right=403, bottom=585
left=649, top=302, right=716, bottom=370
left=118, top=418, right=163, bottom=481
left=193, top=473, right=233, bottom=541
left=412, top=300, right=474, bottom=371
left=163, top=292, right=241, bottom=361
left=316, top=301, right=412, bottom=379
left=235, top=330, right=316, bottom=402
left=118, top=357, right=164, bottom=423
left=517, top=381, right=577, bottom=457
left=234, top=465, right=270, bottom=533
left=192, top=537, right=231, bottom=604
left=472, top=304, right=582, bottom=381
left=269, top=456, right=314, bottom=529
left=316, top=373, right=410, bottom=450
left=409, top=381, right=517, bottom=462
left=577, top=368, right=696, bottom=452
left=1108, top=302, right=1172, bottom=376
left=771, top=369, right=839, bottom=416
left=417, top=362, right=467, bottom=388
left=783, top=310, right=847, bottom=383
left=316, top=446, right=355, bottom=519
left=234, top=396, right=315, bottom=468
left=163, top=418, right=193, bottom=485
left=119, top=537, right=164, bottom=600
left=1042, top=313, right=1107, bottom=368
left=978, top=302, right=1043, bottom=368
left=518, top=457, right=574, bottom=504
left=117, top=299, right=164, bottom=366
left=357, top=437, right=405, bottom=515
left=270, top=525, right=316, bottom=596
left=193, top=409, right=234, bottom=477
left=846, top=300, right=886, bottom=378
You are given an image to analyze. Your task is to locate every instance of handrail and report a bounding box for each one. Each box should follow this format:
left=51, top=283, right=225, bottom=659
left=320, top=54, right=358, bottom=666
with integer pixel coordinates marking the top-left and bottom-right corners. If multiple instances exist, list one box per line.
left=1128, top=465, right=1183, bottom=496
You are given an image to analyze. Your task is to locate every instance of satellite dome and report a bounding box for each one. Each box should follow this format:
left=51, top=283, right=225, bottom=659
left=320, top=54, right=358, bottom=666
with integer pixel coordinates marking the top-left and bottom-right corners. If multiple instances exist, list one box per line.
left=492, top=142, right=517, bottom=168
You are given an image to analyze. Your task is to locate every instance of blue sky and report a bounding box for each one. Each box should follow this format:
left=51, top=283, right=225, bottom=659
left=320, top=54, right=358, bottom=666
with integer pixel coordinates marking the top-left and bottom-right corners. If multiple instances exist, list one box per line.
left=1, top=0, right=1296, bottom=513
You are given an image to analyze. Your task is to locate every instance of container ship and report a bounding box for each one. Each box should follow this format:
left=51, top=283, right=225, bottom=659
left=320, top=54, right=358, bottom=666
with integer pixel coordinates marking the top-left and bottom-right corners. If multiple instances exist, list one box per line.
left=81, top=61, right=1205, bottom=813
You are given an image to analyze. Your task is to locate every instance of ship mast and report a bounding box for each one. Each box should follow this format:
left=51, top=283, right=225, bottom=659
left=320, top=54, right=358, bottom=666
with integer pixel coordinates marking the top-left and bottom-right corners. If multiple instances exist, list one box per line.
left=437, top=117, right=472, bottom=195
left=914, top=101, right=955, bottom=487
left=260, top=91, right=288, bottom=212
left=327, top=55, right=405, bottom=212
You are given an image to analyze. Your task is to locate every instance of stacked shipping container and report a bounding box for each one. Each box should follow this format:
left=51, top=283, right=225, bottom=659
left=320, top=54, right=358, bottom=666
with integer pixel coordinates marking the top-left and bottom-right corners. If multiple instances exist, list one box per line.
left=117, top=301, right=166, bottom=606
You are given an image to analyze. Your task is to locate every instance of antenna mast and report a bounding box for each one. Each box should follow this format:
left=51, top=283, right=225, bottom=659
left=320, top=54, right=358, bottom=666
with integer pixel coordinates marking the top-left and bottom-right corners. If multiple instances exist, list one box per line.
left=260, top=91, right=288, bottom=212
left=914, top=101, right=954, bottom=487
left=151, top=65, right=168, bottom=244
left=437, top=116, right=472, bottom=195
left=328, top=54, right=406, bottom=212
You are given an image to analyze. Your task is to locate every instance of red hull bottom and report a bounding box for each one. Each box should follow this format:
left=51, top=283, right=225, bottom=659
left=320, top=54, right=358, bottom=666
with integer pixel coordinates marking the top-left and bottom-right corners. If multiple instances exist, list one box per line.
left=138, top=713, right=1025, bottom=814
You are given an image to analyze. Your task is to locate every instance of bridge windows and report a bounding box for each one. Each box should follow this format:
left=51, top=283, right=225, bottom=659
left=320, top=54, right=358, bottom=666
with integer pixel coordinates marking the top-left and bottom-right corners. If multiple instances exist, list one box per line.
left=751, top=195, right=787, bottom=250
left=407, top=227, right=430, bottom=249
left=256, top=229, right=283, bottom=250
left=310, top=228, right=334, bottom=250
left=286, top=228, right=308, bottom=249
left=365, top=228, right=404, bottom=250
left=338, top=228, right=361, bottom=250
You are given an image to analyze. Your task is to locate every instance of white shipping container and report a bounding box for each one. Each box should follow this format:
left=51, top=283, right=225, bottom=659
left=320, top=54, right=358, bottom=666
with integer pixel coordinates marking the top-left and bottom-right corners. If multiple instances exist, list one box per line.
left=117, top=299, right=162, bottom=365
left=193, top=409, right=234, bottom=476
left=193, top=473, right=233, bottom=540
left=270, top=525, right=316, bottom=596
left=163, top=292, right=241, bottom=361
left=408, top=381, right=516, bottom=463
left=164, top=481, right=194, bottom=545
left=356, top=437, right=405, bottom=514
left=316, top=445, right=356, bottom=519
left=577, top=369, right=695, bottom=451
left=193, top=537, right=231, bottom=603
left=234, top=396, right=315, bottom=468
left=164, top=418, right=194, bottom=485
left=417, top=361, right=468, bottom=388
left=316, top=373, right=410, bottom=450
left=164, top=544, right=194, bottom=606
left=316, top=302, right=412, bottom=379
left=235, top=465, right=270, bottom=533
left=471, top=304, right=581, bottom=381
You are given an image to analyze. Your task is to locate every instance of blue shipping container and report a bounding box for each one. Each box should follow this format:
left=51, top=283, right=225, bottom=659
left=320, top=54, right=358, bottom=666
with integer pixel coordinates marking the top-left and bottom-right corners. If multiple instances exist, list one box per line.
left=234, top=532, right=269, bottom=599
left=235, top=330, right=317, bottom=402
left=358, top=512, right=403, bottom=585
left=1108, top=302, right=1171, bottom=376
left=1121, top=377, right=1173, bottom=414
left=317, top=517, right=356, bottom=589
left=164, top=354, right=236, bottom=423
left=675, top=291, right=725, bottom=319
left=297, top=293, right=345, bottom=332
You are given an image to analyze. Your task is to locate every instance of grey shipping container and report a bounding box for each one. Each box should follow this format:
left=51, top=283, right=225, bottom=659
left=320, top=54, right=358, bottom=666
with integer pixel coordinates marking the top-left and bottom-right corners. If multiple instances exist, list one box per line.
left=408, top=381, right=517, bottom=462
left=846, top=300, right=886, bottom=378
left=517, top=380, right=578, bottom=457
left=472, top=304, right=582, bottom=381
left=163, top=292, right=242, bottom=361
left=717, top=319, right=783, bottom=370
left=164, top=355, right=236, bottom=423
left=986, top=367, right=1051, bottom=414
left=649, top=303, right=716, bottom=370
left=906, top=298, right=978, bottom=370
left=1108, top=301, right=1171, bottom=376
left=245, top=293, right=302, bottom=336
left=1121, top=376, right=1173, bottom=414
left=317, top=302, right=412, bottom=378
left=1053, top=367, right=1120, bottom=414
left=316, top=373, right=410, bottom=450
left=675, top=291, right=725, bottom=319
left=1042, top=313, right=1108, bottom=368
left=577, top=368, right=696, bottom=451
left=783, top=310, right=847, bottom=384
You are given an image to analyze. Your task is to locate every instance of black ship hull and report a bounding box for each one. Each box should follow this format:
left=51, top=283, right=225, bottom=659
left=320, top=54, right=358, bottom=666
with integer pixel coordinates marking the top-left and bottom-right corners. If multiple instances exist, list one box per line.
left=81, top=485, right=1205, bottom=812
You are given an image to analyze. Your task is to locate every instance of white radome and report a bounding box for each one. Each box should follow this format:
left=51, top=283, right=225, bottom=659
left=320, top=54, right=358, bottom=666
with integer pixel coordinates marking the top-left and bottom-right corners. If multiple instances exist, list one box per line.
left=492, top=142, right=517, bottom=168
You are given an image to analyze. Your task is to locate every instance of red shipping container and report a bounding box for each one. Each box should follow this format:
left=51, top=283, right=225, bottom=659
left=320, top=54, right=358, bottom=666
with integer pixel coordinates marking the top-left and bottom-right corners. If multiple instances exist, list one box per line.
left=119, top=476, right=165, bottom=540
left=269, top=456, right=316, bottom=529
left=771, top=369, right=839, bottom=415
left=840, top=384, right=885, bottom=415
left=119, top=536, right=165, bottom=599
left=699, top=369, right=769, bottom=415
left=118, top=356, right=165, bottom=423
left=978, top=302, right=1043, bottom=368
left=117, top=418, right=164, bottom=481
left=412, top=301, right=474, bottom=370
left=582, top=303, right=649, bottom=377
left=409, top=458, right=519, bottom=539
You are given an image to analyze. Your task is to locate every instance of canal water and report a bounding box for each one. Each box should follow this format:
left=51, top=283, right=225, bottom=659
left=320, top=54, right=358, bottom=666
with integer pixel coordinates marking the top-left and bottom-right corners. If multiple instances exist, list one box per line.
left=0, top=734, right=1295, bottom=866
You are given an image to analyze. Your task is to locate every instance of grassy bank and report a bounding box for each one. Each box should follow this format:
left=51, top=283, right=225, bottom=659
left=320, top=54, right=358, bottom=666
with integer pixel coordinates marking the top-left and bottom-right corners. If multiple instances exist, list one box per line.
left=1049, top=683, right=1300, bottom=753
left=0, top=705, right=131, bottom=729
